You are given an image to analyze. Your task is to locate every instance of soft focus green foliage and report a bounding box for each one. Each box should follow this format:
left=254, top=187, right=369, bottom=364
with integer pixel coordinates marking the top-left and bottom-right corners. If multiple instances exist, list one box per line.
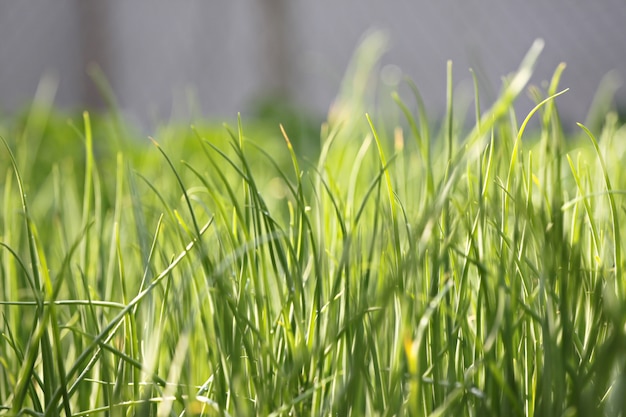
left=2, top=36, right=626, bottom=416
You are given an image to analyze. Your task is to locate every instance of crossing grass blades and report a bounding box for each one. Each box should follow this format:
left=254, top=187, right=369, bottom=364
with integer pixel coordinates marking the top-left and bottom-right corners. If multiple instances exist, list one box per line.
left=2, top=36, right=626, bottom=416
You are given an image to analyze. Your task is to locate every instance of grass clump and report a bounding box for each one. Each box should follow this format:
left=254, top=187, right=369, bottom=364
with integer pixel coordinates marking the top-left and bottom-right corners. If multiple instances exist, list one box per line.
left=2, top=36, right=626, bottom=416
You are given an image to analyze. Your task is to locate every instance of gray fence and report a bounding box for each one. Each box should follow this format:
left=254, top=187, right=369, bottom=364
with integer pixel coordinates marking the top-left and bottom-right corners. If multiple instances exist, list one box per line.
left=1, top=1, right=625, bottom=128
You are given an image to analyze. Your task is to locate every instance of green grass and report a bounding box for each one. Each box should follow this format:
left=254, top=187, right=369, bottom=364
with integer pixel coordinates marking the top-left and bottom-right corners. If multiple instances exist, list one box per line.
left=2, top=36, right=626, bottom=416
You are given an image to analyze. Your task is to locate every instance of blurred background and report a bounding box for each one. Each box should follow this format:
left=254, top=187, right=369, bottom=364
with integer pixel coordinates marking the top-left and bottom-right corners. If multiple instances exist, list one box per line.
left=1, top=1, right=625, bottom=131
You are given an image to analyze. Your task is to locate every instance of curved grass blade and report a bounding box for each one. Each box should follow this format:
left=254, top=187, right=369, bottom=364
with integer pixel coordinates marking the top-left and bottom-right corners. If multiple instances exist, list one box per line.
left=577, top=122, right=622, bottom=294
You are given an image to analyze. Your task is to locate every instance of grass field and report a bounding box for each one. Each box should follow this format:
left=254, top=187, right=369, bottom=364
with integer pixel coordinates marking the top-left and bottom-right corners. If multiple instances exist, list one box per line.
left=2, top=37, right=626, bottom=416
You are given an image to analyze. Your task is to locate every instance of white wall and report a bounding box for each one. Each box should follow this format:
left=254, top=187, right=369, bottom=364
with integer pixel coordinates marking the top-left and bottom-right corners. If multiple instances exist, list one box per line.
left=1, top=1, right=624, bottom=128
left=290, top=0, right=626, bottom=127
left=0, top=2, right=83, bottom=111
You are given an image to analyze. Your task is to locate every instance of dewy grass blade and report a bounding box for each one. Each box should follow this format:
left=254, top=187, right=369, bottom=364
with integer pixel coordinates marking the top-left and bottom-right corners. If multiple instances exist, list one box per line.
left=1, top=136, right=59, bottom=414
left=2, top=167, right=21, bottom=349
left=503, top=88, right=569, bottom=238
left=25, top=219, right=79, bottom=417
left=0, top=137, right=43, bottom=298
left=578, top=122, right=622, bottom=294
left=366, top=114, right=401, bottom=276
left=79, top=112, right=94, bottom=274
left=566, top=154, right=601, bottom=254
left=394, top=80, right=434, bottom=198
